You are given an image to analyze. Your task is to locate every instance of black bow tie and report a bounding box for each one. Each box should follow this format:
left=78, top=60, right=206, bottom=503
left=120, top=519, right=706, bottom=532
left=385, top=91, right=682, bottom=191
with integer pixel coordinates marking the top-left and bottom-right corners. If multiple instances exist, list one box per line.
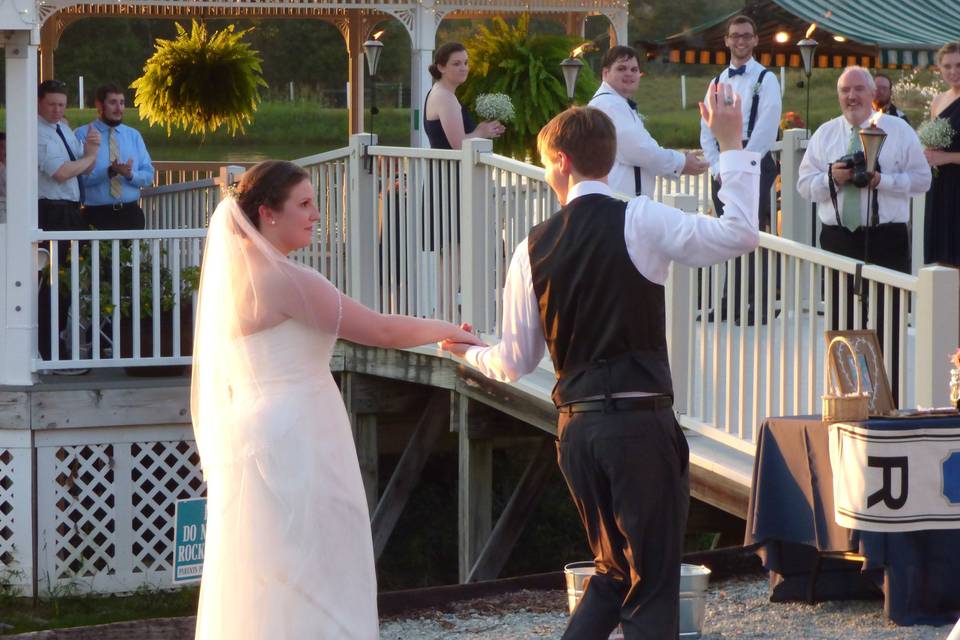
left=727, top=65, right=747, bottom=78
left=627, top=98, right=638, bottom=111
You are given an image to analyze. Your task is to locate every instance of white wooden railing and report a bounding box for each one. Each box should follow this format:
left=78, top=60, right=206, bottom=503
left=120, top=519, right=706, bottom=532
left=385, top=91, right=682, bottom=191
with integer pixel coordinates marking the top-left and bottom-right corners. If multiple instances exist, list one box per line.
left=31, top=133, right=959, bottom=441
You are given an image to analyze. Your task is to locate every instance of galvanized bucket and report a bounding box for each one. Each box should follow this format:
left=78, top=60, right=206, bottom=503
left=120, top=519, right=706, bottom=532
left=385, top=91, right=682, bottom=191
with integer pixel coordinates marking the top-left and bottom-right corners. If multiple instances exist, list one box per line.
left=563, top=562, right=711, bottom=639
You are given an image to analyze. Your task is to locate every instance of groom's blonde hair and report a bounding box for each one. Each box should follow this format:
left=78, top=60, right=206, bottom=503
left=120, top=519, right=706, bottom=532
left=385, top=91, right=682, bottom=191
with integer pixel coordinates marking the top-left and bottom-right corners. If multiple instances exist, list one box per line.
left=537, top=107, right=615, bottom=179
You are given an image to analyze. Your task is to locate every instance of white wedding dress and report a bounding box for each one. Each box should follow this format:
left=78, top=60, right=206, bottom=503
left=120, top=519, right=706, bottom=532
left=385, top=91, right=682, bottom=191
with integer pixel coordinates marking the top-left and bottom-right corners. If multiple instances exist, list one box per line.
left=194, top=318, right=378, bottom=640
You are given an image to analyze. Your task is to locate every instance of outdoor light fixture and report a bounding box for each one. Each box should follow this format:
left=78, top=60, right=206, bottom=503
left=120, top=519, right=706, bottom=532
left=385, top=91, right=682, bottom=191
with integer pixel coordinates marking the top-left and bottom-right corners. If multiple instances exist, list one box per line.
left=797, top=23, right=818, bottom=137
left=774, top=31, right=790, bottom=44
left=363, top=34, right=384, bottom=77
left=363, top=31, right=385, bottom=172
left=560, top=57, right=583, bottom=103
left=860, top=121, right=887, bottom=180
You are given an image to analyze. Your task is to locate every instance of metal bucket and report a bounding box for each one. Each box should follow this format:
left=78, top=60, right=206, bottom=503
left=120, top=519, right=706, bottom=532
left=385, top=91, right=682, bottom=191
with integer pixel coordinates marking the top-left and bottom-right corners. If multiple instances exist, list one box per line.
left=563, top=562, right=711, bottom=639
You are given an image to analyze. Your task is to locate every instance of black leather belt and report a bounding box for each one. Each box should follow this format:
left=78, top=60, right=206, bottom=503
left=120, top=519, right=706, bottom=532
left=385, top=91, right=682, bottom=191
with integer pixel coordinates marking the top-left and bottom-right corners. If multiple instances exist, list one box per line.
left=558, top=396, right=673, bottom=414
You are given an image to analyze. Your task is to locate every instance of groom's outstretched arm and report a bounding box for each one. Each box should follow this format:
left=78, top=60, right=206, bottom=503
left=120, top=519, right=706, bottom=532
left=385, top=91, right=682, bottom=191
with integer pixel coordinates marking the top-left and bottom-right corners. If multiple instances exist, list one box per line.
left=443, top=238, right=544, bottom=382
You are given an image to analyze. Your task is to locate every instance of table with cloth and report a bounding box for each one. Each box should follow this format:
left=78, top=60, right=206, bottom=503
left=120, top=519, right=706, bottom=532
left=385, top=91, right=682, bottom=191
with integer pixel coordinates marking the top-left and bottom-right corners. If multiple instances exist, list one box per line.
left=744, top=415, right=960, bottom=625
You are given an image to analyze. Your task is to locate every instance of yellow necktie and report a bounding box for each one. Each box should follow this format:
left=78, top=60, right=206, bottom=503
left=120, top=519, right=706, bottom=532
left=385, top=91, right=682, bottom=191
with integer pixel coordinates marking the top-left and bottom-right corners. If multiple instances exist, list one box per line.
left=109, top=128, right=123, bottom=200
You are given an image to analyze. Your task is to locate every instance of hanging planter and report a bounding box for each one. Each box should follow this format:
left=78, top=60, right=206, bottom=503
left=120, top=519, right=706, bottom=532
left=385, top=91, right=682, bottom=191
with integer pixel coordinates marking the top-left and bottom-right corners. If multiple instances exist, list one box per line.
left=132, top=20, right=268, bottom=136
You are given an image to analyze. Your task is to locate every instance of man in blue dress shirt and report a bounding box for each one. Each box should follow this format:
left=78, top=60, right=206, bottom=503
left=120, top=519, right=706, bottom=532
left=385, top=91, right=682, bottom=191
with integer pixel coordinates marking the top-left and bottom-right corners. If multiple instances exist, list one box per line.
left=76, top=84, right=154, bottom=230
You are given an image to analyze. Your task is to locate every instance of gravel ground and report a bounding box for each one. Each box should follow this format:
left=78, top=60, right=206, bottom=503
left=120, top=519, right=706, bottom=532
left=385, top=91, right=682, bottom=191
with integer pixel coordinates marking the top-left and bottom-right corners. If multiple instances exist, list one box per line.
left=379, top=576, right=957, bottom=639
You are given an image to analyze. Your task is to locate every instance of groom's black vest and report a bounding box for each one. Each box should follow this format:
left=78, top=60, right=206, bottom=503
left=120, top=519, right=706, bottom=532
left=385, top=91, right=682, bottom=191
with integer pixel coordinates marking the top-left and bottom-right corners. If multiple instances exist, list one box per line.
left=527, top=194, right=673, bottom=407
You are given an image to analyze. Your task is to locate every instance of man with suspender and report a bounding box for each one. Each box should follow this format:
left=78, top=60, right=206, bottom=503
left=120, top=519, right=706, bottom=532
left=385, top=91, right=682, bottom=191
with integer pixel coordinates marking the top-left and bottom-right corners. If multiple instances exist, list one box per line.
left=700, top=15, right=781, bottom=225
left=590, top=46, right=708, bottom=198
left=699, top=14, right=781, bottom=324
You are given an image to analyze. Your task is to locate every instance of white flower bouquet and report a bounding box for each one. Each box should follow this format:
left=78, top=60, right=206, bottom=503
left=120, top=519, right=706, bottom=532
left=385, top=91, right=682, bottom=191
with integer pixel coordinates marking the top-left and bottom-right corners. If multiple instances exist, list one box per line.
left=475, top=93, right=515, bottom=122
left=917, top=118, right=956, bottom=149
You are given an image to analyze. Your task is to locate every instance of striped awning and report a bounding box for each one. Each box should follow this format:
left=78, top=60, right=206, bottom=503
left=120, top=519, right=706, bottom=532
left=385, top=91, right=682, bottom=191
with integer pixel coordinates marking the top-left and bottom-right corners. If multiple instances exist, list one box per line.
left=653, top=0, right=954, bottom=69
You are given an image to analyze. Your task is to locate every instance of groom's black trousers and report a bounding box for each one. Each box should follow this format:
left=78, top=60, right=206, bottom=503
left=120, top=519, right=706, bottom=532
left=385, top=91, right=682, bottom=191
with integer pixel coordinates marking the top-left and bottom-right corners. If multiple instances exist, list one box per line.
left=557, top=403, right=690, bottom=640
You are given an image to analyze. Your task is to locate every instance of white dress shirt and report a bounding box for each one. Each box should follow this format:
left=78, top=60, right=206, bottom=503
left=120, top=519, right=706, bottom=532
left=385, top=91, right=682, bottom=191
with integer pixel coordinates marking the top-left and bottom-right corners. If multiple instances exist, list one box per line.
left=38, top=116, right=83, bottom=202
left=700, top=58, right=781, bottom=174
left=464, top=150, right=761, bottom=383
left=589, top=81, right=685, bottom=198
left=796, top=113, right=931, bottom=226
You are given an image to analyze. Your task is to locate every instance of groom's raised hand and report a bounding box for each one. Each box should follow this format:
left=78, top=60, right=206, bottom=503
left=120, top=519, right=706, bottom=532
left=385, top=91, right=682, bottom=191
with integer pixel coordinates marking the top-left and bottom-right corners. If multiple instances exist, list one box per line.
left=700, top=82, right=743, bottom=153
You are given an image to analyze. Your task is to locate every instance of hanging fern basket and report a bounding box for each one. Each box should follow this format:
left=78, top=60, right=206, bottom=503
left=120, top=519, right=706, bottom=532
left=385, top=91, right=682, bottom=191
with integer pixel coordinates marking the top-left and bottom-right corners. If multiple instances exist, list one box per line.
left=132, top=20, right=268, bottom=137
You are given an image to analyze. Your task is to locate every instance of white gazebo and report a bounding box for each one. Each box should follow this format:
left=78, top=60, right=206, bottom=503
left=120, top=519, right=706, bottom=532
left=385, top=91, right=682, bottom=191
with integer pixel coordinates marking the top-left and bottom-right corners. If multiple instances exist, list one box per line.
left=1, top=0, right=628, bottom=387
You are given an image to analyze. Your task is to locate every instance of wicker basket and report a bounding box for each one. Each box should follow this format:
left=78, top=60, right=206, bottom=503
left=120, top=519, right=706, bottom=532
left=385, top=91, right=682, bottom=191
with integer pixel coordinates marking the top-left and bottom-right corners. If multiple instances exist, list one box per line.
left=822, top=336, right=870, bottom=423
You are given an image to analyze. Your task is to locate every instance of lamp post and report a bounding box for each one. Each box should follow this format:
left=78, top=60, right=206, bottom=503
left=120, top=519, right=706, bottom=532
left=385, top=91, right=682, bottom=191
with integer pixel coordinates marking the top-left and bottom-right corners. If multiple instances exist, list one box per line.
left=560, top=57, right=583, bottom=105
left=363, top=34, right=384, bottom=172
left=797, top=36, right=818, bottom=132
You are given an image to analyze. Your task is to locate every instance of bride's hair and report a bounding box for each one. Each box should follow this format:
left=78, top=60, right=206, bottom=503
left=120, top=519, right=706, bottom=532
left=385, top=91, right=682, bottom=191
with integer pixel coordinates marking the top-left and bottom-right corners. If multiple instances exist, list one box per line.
left=234, top=160, right=309, bottom=229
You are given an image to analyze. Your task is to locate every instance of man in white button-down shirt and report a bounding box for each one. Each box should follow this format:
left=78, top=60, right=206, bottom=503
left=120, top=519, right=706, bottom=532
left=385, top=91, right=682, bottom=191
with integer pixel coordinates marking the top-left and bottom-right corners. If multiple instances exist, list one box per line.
left=700, top=14, right=781, bottom=225
left=798, top=65, right=930, bottom=397
left=589, top=45, right=708, bottom=199
left=443, top=88, right=758, bottom=639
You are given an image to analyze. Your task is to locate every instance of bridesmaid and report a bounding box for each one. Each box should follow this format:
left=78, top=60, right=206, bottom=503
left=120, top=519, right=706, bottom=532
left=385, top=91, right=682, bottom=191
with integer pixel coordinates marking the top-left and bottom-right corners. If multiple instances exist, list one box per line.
left=923, top=42, right=960, bottom=266
left=424, top=42, right=504, bottom=149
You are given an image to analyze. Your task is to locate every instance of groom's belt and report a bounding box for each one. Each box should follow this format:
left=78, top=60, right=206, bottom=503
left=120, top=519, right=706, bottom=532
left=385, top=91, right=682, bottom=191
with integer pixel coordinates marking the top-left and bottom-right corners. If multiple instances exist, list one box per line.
left=558, top=395, right=672, bottom=414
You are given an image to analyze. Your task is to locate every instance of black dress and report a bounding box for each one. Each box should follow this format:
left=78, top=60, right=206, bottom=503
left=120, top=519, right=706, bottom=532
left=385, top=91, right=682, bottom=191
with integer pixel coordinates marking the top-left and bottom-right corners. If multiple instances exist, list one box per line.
left=423, top=90, right=476, bottom=149
left=422, top=89, right=476, bottom=248
left=924, top=95, right=960, bottom=266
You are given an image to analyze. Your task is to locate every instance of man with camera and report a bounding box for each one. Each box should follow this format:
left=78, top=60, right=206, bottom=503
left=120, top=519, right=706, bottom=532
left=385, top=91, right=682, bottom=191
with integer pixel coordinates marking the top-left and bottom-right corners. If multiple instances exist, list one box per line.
left=798, top=66, right=929, bottom=396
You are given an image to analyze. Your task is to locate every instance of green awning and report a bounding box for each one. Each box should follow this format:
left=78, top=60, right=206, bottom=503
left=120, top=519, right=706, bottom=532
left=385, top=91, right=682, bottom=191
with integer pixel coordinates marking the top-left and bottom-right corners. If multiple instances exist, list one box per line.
left=655, top=0, right=955, bottom=68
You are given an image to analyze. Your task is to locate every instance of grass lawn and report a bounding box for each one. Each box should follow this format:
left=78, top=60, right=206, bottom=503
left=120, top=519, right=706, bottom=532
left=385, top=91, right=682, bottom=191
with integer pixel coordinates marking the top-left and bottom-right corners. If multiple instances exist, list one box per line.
left=0, top=585, right=199, bottom=633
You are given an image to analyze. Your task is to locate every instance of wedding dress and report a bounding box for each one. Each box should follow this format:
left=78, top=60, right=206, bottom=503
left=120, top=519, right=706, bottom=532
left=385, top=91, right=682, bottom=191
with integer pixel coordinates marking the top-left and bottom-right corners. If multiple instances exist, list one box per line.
left=191, top=198, right=378, bottom=639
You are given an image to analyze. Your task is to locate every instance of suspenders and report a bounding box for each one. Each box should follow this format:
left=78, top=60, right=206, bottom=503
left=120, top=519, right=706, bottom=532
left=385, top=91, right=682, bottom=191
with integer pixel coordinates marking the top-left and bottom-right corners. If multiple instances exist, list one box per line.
left=713, top=67, right=769, bottom=145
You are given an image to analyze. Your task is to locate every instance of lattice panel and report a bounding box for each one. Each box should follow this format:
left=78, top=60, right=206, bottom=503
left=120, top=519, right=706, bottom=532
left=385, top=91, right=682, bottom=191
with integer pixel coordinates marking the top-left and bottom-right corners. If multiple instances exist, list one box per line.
left=0, top=451, right=16, bottom=568
left=130, top=441, right=205, bottom=574
left=53, top=445, right=116, bottom=578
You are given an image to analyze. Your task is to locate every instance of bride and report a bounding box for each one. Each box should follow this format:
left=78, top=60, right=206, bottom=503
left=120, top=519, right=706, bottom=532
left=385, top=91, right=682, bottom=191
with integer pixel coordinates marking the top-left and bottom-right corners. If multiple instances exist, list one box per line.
left=190, top=160, right=481, bottom=640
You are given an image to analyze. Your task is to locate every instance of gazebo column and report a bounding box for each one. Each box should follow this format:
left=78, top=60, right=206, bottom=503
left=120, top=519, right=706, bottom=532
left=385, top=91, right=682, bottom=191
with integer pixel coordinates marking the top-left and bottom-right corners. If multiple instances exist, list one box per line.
left=406, top=1, right=437, bottom=148
left=564, top=13, right=586, bottom=38
left=1, top=29, right=40, bottom=385
left=344, top=10, right=366, bottom=137
left=602, top=8, right=628, bottom=47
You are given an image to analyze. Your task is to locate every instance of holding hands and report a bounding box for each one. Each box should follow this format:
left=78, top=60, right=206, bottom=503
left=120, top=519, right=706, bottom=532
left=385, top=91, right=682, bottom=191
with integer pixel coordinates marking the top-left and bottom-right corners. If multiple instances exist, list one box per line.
left=700, top=83, right=743, bottom=153
left=440, top=322, right=485, bottom=358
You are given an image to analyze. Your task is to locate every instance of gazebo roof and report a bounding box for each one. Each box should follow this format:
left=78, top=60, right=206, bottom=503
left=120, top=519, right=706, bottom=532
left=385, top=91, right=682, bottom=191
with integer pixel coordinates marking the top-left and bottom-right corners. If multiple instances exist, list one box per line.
left=652, top=0, right=956, bottom=69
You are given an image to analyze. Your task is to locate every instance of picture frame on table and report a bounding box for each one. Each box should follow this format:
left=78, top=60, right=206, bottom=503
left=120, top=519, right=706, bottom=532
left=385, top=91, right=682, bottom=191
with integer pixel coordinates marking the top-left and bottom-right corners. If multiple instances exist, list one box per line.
left=824, top=329, right=895, bottom=417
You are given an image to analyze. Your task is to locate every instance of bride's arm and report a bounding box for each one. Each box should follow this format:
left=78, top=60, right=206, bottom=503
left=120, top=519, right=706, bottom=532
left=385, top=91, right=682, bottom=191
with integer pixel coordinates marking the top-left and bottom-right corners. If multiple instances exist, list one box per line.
left=338, top=294, right=481, bottom=349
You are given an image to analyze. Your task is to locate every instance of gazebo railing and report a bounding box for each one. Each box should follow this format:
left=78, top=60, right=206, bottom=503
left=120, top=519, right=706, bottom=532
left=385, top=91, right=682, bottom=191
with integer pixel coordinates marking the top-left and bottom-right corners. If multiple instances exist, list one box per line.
left=31, top=134, right=957, bottom=435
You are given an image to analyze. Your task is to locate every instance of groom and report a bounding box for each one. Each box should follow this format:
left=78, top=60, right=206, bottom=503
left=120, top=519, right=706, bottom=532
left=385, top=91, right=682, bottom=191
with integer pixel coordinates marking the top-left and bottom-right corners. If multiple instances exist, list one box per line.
left=443, top=86, right=759, bottom=638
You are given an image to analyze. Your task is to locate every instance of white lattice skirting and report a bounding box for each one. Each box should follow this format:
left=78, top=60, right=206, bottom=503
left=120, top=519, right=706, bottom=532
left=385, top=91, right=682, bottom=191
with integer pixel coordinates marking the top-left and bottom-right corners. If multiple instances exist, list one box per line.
left=0, top=425, right=206, bottom=595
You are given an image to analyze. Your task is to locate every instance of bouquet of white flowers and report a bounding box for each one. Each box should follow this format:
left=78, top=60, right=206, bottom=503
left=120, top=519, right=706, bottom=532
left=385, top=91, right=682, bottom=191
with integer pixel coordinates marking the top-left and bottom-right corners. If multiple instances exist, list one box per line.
left=917, top=118, right=956, bottom=149
left=475, top=93, right=515, bottom=122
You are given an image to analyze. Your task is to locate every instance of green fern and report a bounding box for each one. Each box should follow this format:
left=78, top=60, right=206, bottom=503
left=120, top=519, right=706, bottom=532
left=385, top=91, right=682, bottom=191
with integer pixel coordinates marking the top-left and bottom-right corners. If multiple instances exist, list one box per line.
left=131, top=21, right=267, bottom=137
left=459, top=16, right=598, bottom=161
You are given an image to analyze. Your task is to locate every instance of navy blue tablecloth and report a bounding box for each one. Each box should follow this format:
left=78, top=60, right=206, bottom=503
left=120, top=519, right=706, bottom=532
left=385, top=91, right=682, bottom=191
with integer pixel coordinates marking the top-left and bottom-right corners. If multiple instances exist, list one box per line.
left=745, top=415, right=960, bottom=626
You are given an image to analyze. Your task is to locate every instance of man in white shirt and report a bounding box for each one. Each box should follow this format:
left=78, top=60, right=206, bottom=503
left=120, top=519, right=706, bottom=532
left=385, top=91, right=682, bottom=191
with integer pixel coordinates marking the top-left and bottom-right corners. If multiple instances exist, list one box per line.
left=700, top=14, right=781, bottom=225
left=37, top=79, right=100, bottom=369
left=442, top=87, right=758, bottom=639
left=797, top=66, right=930, bottom=397
left=589, top=45, right=707, bottom=198
left=700, top=15, right=781, bottom=324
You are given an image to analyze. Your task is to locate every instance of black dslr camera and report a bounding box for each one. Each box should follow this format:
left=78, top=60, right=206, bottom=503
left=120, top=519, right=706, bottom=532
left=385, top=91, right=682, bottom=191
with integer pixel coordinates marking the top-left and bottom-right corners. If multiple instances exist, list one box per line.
left=835, top=151, right=871, bottom=188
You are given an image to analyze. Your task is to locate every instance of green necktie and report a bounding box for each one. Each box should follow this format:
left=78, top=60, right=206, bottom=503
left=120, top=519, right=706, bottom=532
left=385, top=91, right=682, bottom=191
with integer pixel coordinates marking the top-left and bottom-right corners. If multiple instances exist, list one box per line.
left=840, top=126, right=862, bottom=231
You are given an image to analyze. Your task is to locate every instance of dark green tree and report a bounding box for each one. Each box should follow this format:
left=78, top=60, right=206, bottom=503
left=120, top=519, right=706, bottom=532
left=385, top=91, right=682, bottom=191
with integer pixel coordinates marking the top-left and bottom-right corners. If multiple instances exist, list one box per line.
left=459, top=15, right=598, bottom=160
left=131, top=20, right=267, bottom=136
